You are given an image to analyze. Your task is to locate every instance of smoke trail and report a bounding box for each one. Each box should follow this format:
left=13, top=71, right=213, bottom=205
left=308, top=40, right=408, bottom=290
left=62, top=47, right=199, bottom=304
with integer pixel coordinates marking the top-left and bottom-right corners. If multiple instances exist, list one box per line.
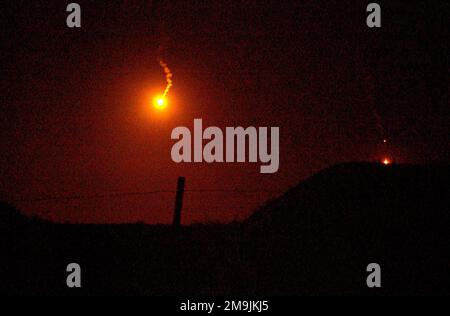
left=357, top=52, right=384, bottom=140
left=365, top=69, right=384, bottom=138
left=158, top=59, right=173, bottom=97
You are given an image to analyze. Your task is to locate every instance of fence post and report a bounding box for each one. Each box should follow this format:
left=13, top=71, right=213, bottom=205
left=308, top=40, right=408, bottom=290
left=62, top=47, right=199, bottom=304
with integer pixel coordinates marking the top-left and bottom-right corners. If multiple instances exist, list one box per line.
left=172, top=176, right=185, bottom=228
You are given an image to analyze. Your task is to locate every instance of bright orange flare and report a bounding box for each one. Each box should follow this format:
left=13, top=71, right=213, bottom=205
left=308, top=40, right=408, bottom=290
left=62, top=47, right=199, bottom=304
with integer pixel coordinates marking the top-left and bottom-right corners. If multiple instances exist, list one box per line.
left=382, top=158, right=391, bottom=165
left=153, top=95, right=168, bottom=110
left=151, top=59, right=173, bottom=112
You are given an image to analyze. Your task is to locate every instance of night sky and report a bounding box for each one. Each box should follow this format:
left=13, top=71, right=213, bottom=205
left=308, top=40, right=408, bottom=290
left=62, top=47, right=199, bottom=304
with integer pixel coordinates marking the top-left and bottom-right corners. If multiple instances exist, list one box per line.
left=0, top=1, right=448, bottom=223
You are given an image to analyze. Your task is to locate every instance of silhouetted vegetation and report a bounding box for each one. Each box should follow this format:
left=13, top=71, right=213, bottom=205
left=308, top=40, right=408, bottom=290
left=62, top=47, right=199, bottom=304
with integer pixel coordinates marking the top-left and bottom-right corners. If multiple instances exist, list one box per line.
left=1, top=163, right=448, bottom=295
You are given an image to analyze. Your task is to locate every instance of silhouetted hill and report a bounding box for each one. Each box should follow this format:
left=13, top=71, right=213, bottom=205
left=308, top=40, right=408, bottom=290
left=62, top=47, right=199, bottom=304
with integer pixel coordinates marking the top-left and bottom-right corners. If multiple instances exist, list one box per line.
left=0, top=201, right=29, bottom=224
left=241, top=162, right=449, bottom=295
left=0, top=163, right=448, bottom=295
left=247, top=162, right=448, bottom=229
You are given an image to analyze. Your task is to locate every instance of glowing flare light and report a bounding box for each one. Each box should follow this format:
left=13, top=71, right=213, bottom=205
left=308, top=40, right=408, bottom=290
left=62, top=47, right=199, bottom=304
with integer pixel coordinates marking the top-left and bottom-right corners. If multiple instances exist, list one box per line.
left=152, top=59, right=173, bottom=111
left=153, top=95, right=167, bottom=110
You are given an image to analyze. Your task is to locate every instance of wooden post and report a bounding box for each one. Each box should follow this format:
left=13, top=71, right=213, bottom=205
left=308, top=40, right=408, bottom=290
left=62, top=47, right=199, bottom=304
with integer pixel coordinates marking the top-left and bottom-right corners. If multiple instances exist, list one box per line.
left=172, top=176, right=185, bottom=228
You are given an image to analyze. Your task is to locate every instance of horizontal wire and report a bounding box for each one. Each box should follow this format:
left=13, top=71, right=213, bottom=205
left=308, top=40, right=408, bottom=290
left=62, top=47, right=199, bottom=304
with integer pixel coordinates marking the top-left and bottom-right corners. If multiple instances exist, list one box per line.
left=7, top=188, right=283, bottom=203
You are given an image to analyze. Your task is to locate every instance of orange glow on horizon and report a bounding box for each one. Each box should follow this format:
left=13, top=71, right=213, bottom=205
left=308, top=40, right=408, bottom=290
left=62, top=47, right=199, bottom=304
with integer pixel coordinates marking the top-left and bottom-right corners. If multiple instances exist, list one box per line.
left=382, top=158, right=391, bottom=165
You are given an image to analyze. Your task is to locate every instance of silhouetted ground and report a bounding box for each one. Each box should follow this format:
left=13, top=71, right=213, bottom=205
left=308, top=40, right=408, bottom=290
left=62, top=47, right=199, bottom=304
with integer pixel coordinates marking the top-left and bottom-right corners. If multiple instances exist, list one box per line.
left=1, top=163, right=448, bottom=295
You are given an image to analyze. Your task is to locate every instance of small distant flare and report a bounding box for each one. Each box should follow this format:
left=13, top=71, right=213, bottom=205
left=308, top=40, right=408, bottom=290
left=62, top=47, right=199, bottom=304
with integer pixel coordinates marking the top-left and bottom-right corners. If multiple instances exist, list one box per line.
left=382, top=157, right=391, bottom=165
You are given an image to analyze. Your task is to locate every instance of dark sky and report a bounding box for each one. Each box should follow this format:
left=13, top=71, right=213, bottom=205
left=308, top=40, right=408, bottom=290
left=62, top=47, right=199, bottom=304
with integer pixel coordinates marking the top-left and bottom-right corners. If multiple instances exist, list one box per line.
left=0, top=1, right=448, bottom=223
